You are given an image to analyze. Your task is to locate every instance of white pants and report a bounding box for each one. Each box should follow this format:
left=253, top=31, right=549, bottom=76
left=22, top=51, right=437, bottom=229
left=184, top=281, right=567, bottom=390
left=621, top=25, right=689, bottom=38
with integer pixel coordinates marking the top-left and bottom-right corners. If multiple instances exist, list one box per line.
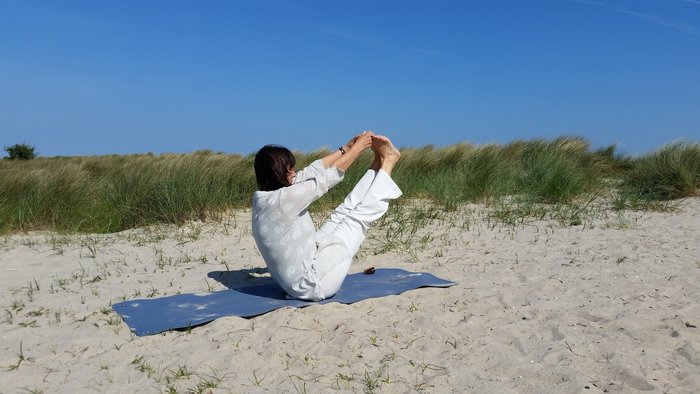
left=312, top=169, right=402, bottom=299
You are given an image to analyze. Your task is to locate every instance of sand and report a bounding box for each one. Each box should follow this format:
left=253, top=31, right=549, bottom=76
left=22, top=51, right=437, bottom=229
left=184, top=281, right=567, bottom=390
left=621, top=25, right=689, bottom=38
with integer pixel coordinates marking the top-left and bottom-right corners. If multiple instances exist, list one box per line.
left=1, top=198, right=699, bottom=393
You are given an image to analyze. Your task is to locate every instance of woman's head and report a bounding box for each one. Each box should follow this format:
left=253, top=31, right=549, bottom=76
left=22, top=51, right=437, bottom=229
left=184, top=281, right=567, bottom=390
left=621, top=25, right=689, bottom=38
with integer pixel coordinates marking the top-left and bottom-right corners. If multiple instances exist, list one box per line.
left=254, top=145, right=296, bottom=191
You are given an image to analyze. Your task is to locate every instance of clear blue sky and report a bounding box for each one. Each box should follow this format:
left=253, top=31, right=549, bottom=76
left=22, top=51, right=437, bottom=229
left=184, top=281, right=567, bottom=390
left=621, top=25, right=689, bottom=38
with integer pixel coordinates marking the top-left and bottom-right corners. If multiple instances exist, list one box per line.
left=1, top=0, right=699, bottom=157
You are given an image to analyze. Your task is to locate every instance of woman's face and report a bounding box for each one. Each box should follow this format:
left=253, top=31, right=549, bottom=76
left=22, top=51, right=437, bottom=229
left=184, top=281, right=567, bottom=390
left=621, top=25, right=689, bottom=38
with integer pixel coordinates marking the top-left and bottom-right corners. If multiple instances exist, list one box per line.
left=286, top=166, right=296, bottom=185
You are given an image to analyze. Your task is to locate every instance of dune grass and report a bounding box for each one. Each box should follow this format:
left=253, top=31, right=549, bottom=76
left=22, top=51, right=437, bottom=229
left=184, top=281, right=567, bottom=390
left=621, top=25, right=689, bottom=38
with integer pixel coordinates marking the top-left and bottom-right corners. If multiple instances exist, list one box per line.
left=619, top=142, right=700, bottom=201
left=1, top=138, right=698, bottom=234
left=0, top=151, right=256, bottom=233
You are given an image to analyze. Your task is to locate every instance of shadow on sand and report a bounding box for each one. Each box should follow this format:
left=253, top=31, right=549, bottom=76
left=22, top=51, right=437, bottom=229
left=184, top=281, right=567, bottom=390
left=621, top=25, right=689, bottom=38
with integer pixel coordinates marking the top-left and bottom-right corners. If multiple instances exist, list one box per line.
left=207, top=267, right=290, bottom=299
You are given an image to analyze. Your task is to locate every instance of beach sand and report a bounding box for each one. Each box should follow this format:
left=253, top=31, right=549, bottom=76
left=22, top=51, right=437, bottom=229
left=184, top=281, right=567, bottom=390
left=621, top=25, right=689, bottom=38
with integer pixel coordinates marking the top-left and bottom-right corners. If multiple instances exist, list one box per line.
left=1, top=198, right=699, bottom=393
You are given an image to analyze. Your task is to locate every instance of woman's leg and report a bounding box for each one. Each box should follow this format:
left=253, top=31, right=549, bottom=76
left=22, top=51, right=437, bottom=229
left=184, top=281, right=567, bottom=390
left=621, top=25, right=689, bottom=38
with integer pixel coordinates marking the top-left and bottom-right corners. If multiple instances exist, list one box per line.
left=315, top=168, right=377, bottom=243
left=315, top=136, right=395, bottom=241
left=312, top=136, right=402, bottom=299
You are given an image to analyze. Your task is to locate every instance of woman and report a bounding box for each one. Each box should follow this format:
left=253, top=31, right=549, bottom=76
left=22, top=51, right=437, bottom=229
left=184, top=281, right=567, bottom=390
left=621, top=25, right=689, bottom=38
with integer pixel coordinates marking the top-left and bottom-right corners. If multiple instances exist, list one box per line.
left=252, top=131, right=402, bottom=301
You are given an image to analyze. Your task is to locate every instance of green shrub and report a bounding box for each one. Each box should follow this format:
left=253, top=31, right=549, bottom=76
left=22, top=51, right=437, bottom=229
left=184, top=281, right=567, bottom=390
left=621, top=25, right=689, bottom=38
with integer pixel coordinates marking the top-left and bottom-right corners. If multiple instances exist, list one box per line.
left=3, top=143, right=37, bottom=160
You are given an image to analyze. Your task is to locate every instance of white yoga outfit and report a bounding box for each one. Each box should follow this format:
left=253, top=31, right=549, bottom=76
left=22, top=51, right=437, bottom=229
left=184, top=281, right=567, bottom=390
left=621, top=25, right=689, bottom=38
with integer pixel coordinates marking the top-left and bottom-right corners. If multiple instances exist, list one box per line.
left=252, top=159, right=402, bottom=301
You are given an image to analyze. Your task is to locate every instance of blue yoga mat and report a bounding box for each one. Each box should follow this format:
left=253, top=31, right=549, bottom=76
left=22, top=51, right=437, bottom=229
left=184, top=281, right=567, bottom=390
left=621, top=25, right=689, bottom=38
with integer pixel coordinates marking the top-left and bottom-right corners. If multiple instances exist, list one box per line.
left=112, top=268, right=456, bottom=336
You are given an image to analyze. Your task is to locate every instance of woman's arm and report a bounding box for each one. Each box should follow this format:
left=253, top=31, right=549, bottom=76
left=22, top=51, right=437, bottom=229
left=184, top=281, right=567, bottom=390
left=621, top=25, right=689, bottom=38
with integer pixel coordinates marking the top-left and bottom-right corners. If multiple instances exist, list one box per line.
left=321, top=148, right=344, bottom=169
left=293, top=131, right=368, bottom=184
left=278, top=166, right=345, bottom=219
left=329, top=132, right=372, bottom=171
left=322, top=131, right=373, bottom=170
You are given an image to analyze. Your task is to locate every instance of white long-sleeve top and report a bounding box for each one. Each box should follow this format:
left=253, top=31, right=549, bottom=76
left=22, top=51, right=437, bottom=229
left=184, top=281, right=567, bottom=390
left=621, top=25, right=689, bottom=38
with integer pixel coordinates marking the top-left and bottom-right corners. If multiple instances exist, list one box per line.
left=251, top=159, right=345, bottom=300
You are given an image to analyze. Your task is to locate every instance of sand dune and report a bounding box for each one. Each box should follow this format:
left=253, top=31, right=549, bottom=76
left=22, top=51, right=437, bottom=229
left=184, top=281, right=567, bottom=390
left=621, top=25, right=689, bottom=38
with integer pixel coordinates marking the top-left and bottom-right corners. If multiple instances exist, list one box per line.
left=1, top=199, right=699, bottom=393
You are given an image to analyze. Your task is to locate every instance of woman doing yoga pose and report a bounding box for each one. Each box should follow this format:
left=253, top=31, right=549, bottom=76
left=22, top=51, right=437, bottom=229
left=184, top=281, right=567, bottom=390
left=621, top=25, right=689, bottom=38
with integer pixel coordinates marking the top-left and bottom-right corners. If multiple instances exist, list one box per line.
left=252, top=131, right=402, bottom=301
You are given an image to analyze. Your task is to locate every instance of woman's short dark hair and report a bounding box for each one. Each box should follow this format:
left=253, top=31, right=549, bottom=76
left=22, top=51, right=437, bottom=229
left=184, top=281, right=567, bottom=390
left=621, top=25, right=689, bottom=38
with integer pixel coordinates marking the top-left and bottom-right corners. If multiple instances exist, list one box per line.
left=254, top=145, right=296, bottom=191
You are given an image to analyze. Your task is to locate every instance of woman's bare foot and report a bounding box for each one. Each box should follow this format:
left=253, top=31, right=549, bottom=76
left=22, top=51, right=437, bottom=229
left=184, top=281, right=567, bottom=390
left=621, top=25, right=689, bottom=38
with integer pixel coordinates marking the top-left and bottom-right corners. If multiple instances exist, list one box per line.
left=371, top=135, right=401, bottom=175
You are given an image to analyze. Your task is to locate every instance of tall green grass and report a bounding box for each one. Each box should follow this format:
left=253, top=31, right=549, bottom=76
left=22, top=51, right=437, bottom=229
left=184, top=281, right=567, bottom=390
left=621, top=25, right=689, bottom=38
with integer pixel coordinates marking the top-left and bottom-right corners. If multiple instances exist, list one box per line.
left=1, top=138, right=698, bottom=234
left=0, top=151, right=256, bottom=233
left=620, top=142, right=700, bottom=200
left=360, top=137, right=617, bottom=209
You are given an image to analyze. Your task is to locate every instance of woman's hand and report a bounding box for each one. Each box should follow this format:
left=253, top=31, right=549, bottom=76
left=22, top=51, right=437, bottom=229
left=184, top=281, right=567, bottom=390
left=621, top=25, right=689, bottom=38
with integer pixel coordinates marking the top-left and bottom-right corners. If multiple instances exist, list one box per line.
left=349, top=132, right=373, bottom=153
left=324, top=130, right=373, bottom=170
left=346, top=130, right=374, bottom=150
